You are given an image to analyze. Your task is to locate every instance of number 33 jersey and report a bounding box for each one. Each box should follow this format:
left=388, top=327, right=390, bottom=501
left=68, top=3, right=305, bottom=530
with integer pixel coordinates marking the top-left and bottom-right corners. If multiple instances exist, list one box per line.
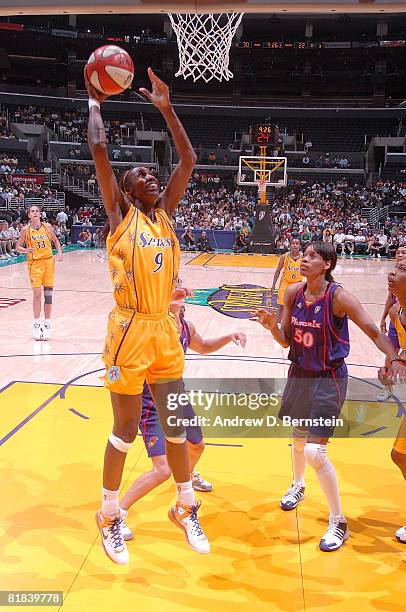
left=106, top=205, right=180, bottom=314
left=288, top=282, right=350, bottom=371
left=26, top=223, right=53, bottom=260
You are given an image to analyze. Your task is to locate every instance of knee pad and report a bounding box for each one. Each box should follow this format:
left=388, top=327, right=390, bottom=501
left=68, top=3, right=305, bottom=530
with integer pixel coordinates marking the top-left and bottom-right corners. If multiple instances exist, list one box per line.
left=165, top=434, right=187, bottom=444
left=108, top=433, right=133, bottom=453
left=304, top=443, right=328, bottom=471
left=44, top=287, right=53, bottom=304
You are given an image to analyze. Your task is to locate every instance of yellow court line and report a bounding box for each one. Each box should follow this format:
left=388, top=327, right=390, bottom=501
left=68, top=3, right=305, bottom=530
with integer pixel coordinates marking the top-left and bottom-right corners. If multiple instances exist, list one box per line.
left=187, top=253, right=280, bottom=268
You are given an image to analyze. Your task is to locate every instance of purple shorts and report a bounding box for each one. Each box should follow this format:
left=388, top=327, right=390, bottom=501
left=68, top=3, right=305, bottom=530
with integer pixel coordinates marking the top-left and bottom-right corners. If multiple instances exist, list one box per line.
left=139, top=399, right=203, bottom=458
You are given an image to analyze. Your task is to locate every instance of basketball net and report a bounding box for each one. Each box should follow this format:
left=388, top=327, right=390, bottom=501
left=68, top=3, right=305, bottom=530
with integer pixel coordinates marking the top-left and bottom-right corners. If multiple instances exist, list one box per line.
left=168, top=13, right=244, bottom=83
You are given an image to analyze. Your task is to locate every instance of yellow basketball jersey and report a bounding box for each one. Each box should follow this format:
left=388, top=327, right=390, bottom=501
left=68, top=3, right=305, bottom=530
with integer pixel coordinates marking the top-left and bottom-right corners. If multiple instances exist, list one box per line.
left=395, top=306, right=406, bottom=350
left=106, top=205, right=180, bottom=314
left=26, top=223, right=53, bottom=260
left=281, top=253, right=303, bottom=285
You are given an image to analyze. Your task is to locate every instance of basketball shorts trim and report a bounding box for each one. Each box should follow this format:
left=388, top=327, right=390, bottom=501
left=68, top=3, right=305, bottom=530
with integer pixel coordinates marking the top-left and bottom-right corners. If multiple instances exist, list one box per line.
left=102, top=307, right=185, bottom=396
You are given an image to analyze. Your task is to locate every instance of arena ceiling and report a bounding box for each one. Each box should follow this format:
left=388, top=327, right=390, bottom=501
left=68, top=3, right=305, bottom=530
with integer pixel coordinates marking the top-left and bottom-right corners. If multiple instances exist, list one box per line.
left=1, top=0, right=406, bottom=16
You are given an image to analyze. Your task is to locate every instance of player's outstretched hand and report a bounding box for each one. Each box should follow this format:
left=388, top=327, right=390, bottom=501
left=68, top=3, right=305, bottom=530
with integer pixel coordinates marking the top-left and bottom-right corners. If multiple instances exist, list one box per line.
left=230, top=332, right=247, bottom=348
left=171, top=287, right=193, bottom=304
left=84, top=69, right=108, bottom=103
left=139, top=68, right=170, bottom=111
left=378, top=366, right=394, bottom=389
left=387, top=360, right=406, bottom=384
left=250, top=308, right=278, bottom=332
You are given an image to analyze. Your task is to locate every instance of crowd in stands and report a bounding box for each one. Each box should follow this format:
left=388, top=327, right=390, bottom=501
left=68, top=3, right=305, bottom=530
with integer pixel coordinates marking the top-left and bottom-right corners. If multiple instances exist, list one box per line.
left=286, top=153, right=354, bottom=169
left=11, top=105, right=136, bottom=145
left=0, top=153, right=44, bottom=175
left=174, top=176, right=406, bottom=256
left=1, top=153, right=405, bottom=258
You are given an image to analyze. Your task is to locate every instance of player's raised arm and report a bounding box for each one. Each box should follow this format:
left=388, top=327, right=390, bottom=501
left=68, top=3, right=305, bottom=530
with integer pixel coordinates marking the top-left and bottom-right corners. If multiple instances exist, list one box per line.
left=140, top=68, right=196, bottom=217
left=85, top=74, right=128, bottom=234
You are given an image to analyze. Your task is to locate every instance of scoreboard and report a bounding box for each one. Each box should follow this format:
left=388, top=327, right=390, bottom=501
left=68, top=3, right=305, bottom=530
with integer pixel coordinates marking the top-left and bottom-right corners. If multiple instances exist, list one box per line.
left=253, top=124, right=280, bottom=147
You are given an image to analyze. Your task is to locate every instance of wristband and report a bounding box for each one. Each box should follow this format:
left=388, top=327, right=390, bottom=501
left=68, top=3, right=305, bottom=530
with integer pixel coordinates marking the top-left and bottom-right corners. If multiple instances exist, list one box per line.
left=88, top=98, right=100, bottom=110
left=391, top=357, right=406, bottom=365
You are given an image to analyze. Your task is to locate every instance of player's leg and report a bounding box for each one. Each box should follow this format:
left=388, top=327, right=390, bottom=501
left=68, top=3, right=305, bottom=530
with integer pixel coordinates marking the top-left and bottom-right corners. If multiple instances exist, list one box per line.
left=29, top=262, right=44, bottom=339
left=277, top=285, right=285, bottom=322
left=119, top=406, right=169, bottom=540
left=120, top=454, right=171, bottom=541
left=32, top=286, right=43, bottom=340
left=279, top=365, right=308, bottom=509
left=95, top=391, right=141, bottom=564
left=151, top=379, right=210, bottom=554
left=391, top=417, right=406, bottom=543
left=42, top=259, right=55, bottom=339
left=182, top=400, right=212, bottom=492
left=305, top=366, right=349, bottom=551
left=280, top=427, right=307, bottom=510
left=189, top=440, right=213, bottom=492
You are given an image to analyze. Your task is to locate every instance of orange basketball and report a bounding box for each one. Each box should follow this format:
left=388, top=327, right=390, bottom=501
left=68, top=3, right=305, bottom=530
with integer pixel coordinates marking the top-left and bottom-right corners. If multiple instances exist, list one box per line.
left=85, top=45, right=134, bottom=96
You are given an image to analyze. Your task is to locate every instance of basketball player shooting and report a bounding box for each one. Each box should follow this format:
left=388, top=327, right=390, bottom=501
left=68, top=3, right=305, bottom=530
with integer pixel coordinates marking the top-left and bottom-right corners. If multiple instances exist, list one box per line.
left=86, top=66, right=210, bottom=565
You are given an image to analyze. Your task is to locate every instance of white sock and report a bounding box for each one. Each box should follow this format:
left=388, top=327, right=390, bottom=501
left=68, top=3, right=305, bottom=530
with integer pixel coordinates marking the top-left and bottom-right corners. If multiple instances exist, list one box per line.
left=292, top=436, right=307, bottom=486
left=101, top=487, right=120, bottom=517
left=176, top=480, right=195, bottom=506
left=45, top=319, right=51, bottom=326
left=316, top=460, right=343, bottom=518
left=34, top=318, right=41, bottom=324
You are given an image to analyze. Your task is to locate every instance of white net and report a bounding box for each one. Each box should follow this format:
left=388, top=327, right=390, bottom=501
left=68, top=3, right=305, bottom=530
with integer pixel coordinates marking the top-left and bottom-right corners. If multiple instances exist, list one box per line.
left=168, top=13, right=244, bottom=83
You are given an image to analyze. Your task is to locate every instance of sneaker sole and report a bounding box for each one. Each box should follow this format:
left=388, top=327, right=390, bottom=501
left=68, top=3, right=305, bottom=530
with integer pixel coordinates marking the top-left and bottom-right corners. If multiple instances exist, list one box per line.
left=168, top=507, right=210, bottom=554
left=395, top=535, right=406, bottom=544
left=280, top=496, right=304, bottom=511
left=192, top=485, right=213, bottom=492
left=95, top=512, right=129, bottom=565
left=319, top=530, right=350, bottom=552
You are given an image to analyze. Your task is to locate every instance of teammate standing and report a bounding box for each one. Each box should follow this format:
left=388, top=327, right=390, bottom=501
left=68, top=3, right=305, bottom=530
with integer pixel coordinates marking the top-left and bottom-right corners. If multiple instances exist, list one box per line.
left=86, top=67, right=209, bottom=564
left=271, top=238, right=303, bottom=322
left=120, top=294, right=246, bottom=540
left=16, top=205, right=63, bottom=340
left=253, top=241, right=405, bottom=551
left=380, top=255, right=406, bottom=544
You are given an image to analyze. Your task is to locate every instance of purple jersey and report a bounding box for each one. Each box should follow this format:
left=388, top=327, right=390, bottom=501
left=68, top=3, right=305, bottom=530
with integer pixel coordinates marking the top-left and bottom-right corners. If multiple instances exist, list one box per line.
left=288, top=282, right=350, bottom=372
left=142, top=318, right=190, bottom=408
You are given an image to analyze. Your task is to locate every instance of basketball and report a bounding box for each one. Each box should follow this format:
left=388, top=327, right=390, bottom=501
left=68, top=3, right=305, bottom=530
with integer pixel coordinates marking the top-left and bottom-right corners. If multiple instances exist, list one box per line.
left=85, top=45, right=134, bottom=96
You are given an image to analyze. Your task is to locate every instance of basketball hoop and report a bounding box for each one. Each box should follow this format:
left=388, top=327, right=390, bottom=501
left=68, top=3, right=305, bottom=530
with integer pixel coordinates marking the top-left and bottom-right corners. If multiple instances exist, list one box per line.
left=168, top=13, right=244, bottom=83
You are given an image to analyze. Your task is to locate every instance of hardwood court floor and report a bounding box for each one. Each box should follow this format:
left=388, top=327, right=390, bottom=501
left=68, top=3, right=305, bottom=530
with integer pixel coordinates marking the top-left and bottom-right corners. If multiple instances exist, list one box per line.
left=0, top=250, right=405, bottom=611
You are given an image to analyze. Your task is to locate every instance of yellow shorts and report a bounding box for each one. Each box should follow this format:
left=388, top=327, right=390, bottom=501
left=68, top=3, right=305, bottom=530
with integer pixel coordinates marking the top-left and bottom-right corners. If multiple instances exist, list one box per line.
left=277, top=281, right=290, bottom=306
left=28, top=258, right=55, bottom=288
left=102, top=306, right=185, bottom=395
left=394, top=416, right=406, bottom=454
